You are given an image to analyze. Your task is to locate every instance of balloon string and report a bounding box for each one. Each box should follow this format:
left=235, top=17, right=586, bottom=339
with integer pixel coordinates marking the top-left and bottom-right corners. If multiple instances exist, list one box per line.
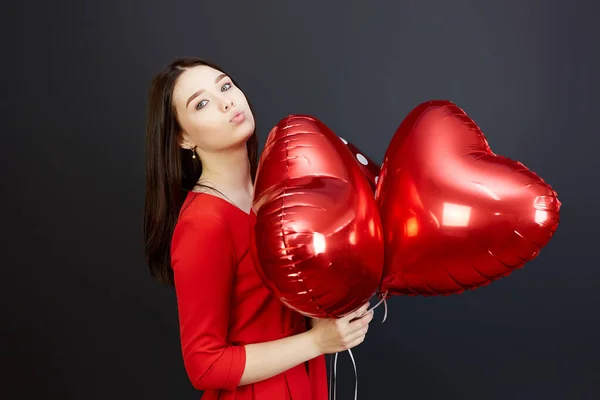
left=348, top=349, right=357, bottom=399
left=329, top=354, right=333, bottom=400
left=367, top=290, right=388, bottom=323
left=333, top=352, right=338, bottom=400
left=328, top=291, right=389, bottom=400
left=329, top=352, right=339, bottom=400
left=330, top=349, right=357, bottom=400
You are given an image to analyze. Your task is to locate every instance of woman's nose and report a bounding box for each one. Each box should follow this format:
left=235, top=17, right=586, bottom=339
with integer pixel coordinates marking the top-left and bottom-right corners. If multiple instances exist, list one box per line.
left=221, top=98, right=234, bottom=111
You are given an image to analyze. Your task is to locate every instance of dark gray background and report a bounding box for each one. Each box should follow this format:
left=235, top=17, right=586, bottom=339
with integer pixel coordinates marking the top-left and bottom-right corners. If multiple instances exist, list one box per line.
left=5, top=0, right=599, bottom=399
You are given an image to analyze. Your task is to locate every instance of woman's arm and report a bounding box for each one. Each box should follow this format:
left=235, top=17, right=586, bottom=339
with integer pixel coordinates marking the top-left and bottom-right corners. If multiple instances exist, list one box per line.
left=239, top=330, right=320, bottom=385
left=239, top=304, right=372, bottom=386
left=172, top=215, right=246, bottom=391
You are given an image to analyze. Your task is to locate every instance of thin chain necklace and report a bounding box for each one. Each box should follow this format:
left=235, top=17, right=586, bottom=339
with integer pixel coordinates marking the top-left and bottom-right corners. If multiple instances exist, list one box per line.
left=193, top=183, right=243, bottom=211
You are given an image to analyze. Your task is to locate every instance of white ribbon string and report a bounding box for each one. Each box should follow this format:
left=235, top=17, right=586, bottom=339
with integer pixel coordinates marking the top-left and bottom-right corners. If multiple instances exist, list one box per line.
left=331, top=349, right=357, bottom=400
left=329, top=291, right=389, bottom=399
left=367, top=290, right=388, bottom=323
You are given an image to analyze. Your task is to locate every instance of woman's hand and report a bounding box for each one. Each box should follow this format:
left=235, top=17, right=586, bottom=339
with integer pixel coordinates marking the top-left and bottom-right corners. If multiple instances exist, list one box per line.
left=238, top=303, right=372, bottom=386
left=308, top=302, right=373, bottom=354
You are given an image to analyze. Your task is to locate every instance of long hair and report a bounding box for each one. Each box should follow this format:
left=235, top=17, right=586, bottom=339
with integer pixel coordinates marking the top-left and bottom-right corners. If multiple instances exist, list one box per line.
left=144, top=57, right=259, bottom=287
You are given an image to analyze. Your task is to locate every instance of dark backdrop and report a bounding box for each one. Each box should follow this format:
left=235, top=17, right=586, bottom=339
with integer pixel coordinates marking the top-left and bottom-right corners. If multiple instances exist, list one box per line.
left=5, top=0, right=599, bottom=399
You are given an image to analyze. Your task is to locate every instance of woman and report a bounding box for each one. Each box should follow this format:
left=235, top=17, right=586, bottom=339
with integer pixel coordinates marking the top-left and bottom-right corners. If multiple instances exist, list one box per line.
left=143, top=57, right=373, bottom=399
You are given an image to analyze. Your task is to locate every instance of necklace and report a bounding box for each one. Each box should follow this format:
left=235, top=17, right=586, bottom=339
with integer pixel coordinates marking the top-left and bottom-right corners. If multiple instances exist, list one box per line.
left=193, top=183, right=244, bottom=211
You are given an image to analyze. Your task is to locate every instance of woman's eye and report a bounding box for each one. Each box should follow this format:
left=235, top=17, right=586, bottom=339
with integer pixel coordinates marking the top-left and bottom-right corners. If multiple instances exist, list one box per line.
left=221, top=82, right=232, bottom=92
left=196, top=99, right=208, bottom=110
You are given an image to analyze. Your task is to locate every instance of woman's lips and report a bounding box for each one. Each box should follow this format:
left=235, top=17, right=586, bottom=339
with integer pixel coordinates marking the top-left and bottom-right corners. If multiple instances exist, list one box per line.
left=230, top=111, right=246, bottom=123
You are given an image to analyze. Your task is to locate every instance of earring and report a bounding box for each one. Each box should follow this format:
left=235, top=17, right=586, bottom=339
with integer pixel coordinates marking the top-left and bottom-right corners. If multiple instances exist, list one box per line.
left=191, top=147, right=196, bottom=159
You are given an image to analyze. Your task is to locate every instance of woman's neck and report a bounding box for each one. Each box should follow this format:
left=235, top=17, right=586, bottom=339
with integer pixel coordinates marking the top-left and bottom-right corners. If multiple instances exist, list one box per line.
left=195, top=145, right=254, bottom=210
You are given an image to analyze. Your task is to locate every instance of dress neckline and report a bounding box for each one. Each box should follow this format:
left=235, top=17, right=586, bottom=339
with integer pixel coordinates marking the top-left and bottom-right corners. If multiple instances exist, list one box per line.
left=189, top=191, right=252, bottom=217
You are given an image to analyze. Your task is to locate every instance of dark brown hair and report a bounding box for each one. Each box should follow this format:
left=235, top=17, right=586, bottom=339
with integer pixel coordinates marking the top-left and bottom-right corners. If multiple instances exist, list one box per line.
left=144, top=57, right=258, bottom=286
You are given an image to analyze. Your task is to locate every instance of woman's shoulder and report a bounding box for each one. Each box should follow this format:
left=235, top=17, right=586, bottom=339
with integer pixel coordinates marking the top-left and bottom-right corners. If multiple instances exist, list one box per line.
left=174, top=192, right=235, bottom=238
left=172, top=195, right=234, bottom=254
left=179, top=192, right=228, bottom=221
left=170, top=195, right=237, bottom=274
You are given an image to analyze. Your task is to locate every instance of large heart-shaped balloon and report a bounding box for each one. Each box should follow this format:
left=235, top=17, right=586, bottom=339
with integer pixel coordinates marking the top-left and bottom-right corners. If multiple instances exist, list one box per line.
left=251, top=115, right=384, bottom=318
left=376, top=101, right=561, bottom=296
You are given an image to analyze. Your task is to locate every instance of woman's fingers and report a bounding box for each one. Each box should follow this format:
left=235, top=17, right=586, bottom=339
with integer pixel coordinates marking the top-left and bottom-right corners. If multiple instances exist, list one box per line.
left=340, top=302, right=370, bottom=323
left=347, top=310, right=373, bottom=334
left=344, top=326, right=369, bottom=350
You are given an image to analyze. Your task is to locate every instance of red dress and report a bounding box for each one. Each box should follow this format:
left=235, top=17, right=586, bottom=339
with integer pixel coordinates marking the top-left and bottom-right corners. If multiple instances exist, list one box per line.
left=170, top=192, right=328, bottom=399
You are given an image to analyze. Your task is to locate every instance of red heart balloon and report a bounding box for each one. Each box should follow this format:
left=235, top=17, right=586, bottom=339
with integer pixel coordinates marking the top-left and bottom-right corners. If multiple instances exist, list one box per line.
left=251, top=115, right=384, bottom=317
left=376, top=101, right=561, bottom=296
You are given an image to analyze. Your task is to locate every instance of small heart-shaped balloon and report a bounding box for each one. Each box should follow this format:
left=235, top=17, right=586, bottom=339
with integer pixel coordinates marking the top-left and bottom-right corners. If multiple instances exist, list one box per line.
left=251, top=115, right=384, bottom=317
left=376, top=101, right=561, bottom=296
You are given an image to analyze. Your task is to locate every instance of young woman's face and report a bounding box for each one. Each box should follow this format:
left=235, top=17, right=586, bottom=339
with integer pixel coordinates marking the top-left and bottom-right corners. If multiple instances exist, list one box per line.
left=173, top=65, right=255, bottom=153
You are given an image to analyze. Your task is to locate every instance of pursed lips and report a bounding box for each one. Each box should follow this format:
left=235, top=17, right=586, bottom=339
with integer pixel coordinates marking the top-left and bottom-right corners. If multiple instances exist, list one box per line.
left=230, top=110, right=245, bottom=123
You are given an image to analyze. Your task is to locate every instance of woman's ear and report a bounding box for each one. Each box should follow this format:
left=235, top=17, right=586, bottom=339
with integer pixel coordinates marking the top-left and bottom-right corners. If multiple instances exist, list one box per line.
left=178, top=131, right=194, bottom=150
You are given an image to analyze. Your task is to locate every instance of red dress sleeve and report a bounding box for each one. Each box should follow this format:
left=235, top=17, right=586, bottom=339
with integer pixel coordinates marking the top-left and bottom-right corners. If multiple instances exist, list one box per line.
left=170, top=215, right=246, bottom=391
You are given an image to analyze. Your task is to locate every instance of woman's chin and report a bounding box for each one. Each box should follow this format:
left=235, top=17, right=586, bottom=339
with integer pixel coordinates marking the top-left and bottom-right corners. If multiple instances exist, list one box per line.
left=238, top=122, right=255, bottom=141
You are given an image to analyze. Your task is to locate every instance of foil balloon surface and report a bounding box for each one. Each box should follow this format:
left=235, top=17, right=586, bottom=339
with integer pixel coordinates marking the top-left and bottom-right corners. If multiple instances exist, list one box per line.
left=376, top=101, right=561, bottom=296
left=250, top=115, right=384, bottom=318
